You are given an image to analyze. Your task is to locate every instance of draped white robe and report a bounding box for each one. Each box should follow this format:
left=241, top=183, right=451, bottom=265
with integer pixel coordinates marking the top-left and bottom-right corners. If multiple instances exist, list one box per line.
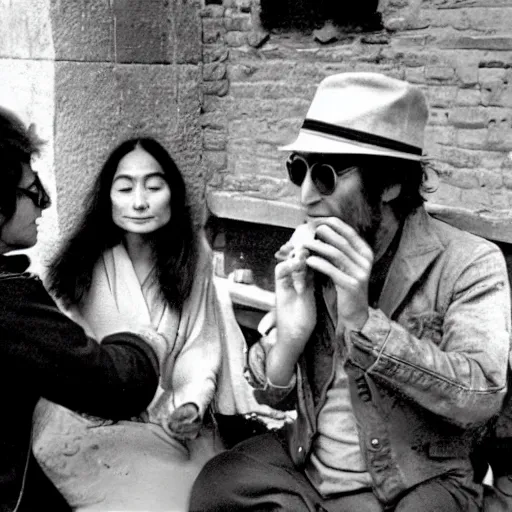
left=32, top=236, right=270, bottom=511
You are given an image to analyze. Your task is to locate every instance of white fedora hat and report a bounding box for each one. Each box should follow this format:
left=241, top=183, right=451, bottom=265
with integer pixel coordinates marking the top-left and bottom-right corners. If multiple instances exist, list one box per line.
left=279, top=72, right=428, bottom=161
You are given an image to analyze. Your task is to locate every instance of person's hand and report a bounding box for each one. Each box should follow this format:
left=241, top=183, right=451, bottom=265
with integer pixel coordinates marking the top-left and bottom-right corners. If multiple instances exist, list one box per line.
left=167, top=402, right=201, bottom=440
left=303, top=217, right=373, bottom=332
left=274, top=249, right=316, bottom=355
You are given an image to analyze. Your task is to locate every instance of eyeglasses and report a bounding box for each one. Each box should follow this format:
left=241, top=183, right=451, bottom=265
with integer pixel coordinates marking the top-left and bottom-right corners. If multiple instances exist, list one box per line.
left=17, top=173, right=51, bottom=209
left=286, top=153, right=358, bottom=196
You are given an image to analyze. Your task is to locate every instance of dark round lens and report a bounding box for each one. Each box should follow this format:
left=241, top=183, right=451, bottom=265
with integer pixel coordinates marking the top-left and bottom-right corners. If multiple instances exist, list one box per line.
left=312, top=164, right=337, bottom=195
left=287, top=156, right=308, bottom=187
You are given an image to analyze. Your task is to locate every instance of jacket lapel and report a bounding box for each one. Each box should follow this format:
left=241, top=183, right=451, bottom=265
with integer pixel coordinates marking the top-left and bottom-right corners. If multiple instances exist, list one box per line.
left=378, top=207, right=444, bottom=320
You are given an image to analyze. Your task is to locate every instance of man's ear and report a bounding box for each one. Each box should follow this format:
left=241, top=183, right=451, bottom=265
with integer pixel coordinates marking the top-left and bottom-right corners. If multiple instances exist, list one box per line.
left=381, top=184, right=401, bottom=204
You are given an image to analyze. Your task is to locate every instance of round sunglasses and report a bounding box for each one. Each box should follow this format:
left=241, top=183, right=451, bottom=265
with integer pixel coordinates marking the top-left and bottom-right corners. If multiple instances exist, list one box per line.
left=286, top=154, right=358, bottom=196
left=16, top=173, right=51, bottom=209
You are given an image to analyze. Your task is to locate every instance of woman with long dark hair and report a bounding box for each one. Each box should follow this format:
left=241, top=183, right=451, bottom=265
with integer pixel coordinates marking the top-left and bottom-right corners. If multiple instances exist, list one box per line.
left=32, top=137, right=227, bottom=510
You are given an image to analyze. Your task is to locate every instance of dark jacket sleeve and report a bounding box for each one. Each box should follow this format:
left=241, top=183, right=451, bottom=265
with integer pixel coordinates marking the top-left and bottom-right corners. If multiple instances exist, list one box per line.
left=0, top=273, right=159, bottom=420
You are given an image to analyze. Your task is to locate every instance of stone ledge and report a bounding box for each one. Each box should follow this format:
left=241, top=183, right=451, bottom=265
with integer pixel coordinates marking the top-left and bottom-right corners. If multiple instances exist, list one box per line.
left=207, top=190, right=512, bottom=244
left=207, top=190, right=305, bottom=228
left=440, top=36, right=512, bottom=51
left=216, top=275, right=275, bottom=311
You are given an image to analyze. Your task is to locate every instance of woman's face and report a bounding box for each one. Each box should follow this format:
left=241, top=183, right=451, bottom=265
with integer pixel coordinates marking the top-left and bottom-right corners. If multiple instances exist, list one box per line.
left=0, top=163, right=46, bottom=253
left=110, top=146, right=172, bottom=235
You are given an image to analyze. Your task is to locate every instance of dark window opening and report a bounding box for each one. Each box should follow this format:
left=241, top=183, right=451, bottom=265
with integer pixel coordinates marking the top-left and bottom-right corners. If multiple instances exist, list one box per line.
left=260, top=0, right=382, bottom=32
left=205, top=0, right=223, bottom=4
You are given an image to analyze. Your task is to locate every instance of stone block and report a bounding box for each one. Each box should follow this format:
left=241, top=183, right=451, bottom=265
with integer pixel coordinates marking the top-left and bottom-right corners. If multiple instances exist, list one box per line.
left=225, top=31, right=247, bottom=47
left=201, top=111, right=228, bottom=129
left=203, top=45, right=230, bottom=63
left=444, top=168, right=479, bottom=190
left=455, top=64, right=479, bottom=87
left=449, top=107, right=488, bottom=129
left=174, top=1, right=202, bottom=64
left=489, top=191, right=511, bottom=209
left=429, top=182, right=463, bottom=207
left=393, top=35, right=428, bottom=48
left=456, top=128, right=489, bottom=150
left=503, top=169, right=512, bottom=190
left=51, top=0, right=113, bottom=61
left=479, top=67, right=508, bottom=83
left=203, top=79, right=230, bottom=96
left=228, top=82, right=260, bottom=98
left=436, top=146, right=482, bottom=168
left=425, top=126, right=456, bottom=146
left=425, top=66, right=456, bottom=82
left=441, top=36, right=512, bottom=51
left=405, top=67, right=425, bottom=84
left=204, top=62, right=227, bottom=81
left=200, top=5, right=225, bottom=18
left=479, top=169, right=504, bottom=189
left=229, top=61, right=301, bottom=82
left=456, top=89, right=481, bottom=106
left=429, top=108, right=450, bottom=126
left=395, top=51, right=429, bottom=68
left=461, top=188, right=491, bottom=208
left=235, top=0, right=252, bottom=13
left=230, top=118, right=274, bottom=140
left=487, top=123, right=512, bottom=151
left=113, top=0, right=170, bottom=63
left=203, top=150, right=228, bottom=173
left=481, top=80, right=512, bottom=108
left=204, top=127, right=227, bottom=150
left=224, top=14, right=252, bottom=32
left=425, top=86, right=457, bottom=108
left=202, top=94, right=224, bottom=112
left=203, top=18, right=226, bottom=43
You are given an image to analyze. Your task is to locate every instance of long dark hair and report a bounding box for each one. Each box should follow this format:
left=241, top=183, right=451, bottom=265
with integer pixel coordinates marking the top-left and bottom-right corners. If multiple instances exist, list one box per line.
left=358, top=156, right=434, bottom=218
left=48, top=137, right=198, bottom=310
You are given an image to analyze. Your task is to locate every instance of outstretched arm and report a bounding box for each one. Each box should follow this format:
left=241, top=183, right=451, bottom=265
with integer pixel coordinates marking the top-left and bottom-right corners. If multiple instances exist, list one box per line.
left=0, top=274, right=160, bottom=419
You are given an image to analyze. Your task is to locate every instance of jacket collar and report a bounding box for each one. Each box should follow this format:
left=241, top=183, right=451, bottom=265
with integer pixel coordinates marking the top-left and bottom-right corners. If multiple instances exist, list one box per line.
left=378, top=206, right=444, bottom=319
left=0, top=254, right=31, bottom=274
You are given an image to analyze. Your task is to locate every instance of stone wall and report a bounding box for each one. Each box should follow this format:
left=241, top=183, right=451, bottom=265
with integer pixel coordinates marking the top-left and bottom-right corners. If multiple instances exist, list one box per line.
left=0, top=0, right=205, bottom=268
left=2, top=0, right=512, bottom=269
left=203, top=0, right=512, bottom=237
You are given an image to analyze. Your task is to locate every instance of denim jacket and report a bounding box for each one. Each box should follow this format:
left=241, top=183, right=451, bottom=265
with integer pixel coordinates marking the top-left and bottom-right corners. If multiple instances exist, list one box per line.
left=246, top=207, right=511, bottom=507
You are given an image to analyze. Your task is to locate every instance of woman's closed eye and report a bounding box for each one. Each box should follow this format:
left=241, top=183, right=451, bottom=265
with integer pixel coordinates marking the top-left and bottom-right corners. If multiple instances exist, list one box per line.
left=112, top=177, right=133, bottom=192
left=146, top=176, right=166, bottom=191
left=115, top=186, right=133, bottom=193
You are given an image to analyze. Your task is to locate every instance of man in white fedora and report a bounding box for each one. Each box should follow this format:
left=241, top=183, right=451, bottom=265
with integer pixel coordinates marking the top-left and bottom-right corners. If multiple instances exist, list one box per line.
left=190, top=73, right=511, bottom=511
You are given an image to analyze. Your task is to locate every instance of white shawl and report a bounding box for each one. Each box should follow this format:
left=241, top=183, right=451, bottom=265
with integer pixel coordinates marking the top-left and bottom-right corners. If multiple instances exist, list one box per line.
left=32, top=236, right=266, bottom=510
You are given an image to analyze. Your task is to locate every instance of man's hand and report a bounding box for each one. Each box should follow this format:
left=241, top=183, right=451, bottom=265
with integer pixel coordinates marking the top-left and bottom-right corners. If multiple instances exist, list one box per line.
left=303, top=217, right=373, bottom=332
left=167, top=402, right=201, bottom=440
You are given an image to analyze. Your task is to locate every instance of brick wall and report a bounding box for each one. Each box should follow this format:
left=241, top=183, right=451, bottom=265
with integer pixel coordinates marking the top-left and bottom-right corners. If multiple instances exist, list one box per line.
left=202, top=0, right=512, bottom=228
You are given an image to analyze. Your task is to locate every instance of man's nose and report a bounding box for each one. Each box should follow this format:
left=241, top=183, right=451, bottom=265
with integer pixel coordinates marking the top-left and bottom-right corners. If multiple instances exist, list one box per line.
left=300, top=169, right=321, bottom=207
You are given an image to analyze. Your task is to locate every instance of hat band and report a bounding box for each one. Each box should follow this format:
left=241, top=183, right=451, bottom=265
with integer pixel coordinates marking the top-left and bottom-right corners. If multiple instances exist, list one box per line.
left=302, top=119, right=423, bottom=156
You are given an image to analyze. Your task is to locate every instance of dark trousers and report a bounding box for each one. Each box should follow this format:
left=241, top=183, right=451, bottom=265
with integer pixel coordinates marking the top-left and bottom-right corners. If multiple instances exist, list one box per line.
left=189, top=433, right=481, bottom=512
